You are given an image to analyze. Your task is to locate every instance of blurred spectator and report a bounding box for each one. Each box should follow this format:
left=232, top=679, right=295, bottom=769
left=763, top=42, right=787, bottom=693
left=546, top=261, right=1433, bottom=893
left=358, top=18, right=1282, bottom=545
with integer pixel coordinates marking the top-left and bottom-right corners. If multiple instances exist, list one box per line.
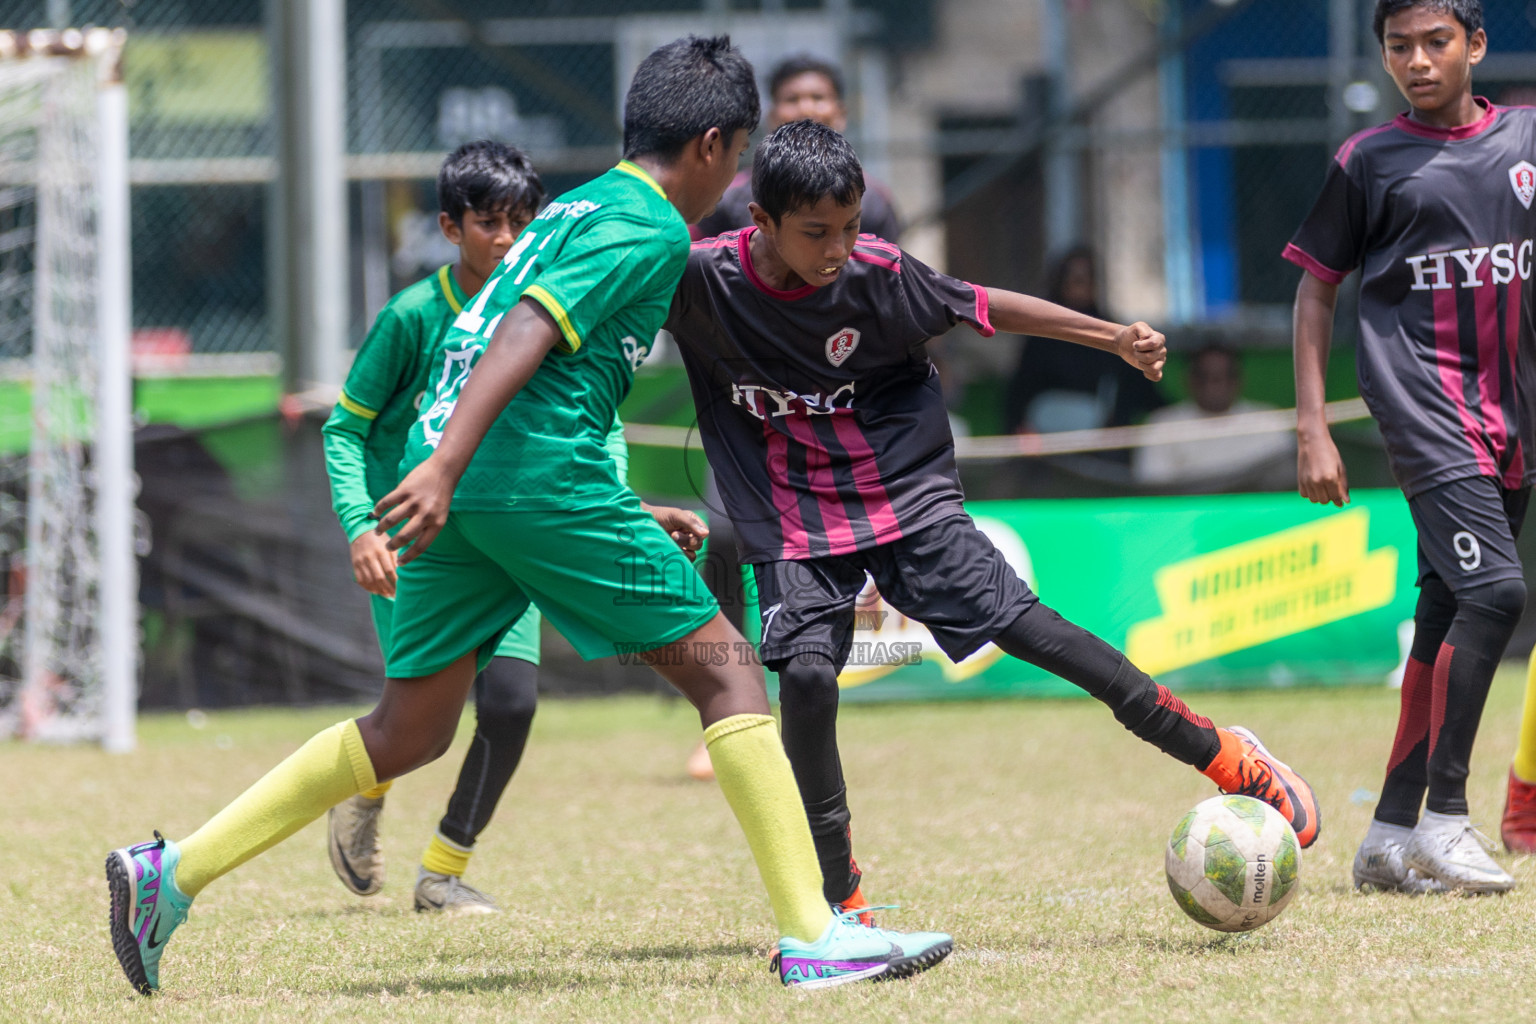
left=1132, top=344, right=1296, bottom=490
left=693, top=55, right=902, bottom=242
left=1002, top=246, right=1166, bottom=435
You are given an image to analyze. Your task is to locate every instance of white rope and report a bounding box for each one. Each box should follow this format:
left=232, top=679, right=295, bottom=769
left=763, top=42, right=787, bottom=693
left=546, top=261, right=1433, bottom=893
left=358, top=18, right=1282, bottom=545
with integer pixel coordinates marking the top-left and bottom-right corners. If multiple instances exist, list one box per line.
left=956, top=397, right=1370, bottom=458
left=290, top=393, right=1371, bottom=462
left=619, top=398, right=1373, bottom=460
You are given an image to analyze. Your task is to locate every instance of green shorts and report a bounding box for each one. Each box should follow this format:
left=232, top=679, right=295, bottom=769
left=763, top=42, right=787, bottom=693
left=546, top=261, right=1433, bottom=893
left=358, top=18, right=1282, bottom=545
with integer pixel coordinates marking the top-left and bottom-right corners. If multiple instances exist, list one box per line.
left=385, top=495, right=719, bottom=678
left=369, top=593, right=541, bottom=665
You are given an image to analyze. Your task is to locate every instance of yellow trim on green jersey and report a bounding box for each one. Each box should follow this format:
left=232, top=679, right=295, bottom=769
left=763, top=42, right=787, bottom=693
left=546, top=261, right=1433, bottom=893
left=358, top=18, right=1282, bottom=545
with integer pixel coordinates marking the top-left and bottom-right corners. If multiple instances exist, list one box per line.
left=615, top=160, right=668, bottom=200
left=522, top=284, right=581, bottom=353
left=436, top=264, right=466, bottom=314
left=336, top=390, right=379, bottom=420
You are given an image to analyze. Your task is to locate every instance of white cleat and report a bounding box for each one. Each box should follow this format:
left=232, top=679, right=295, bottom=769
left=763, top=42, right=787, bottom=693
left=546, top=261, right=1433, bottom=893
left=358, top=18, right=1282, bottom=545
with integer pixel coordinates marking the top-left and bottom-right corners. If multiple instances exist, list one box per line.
left=328, top=794, right=385, bottom=896
left=1352, top=819, right=1448, bottom=894
left=1403, top=810, right=1516, bottom=894
left=414, top=868, right=500, bottom=914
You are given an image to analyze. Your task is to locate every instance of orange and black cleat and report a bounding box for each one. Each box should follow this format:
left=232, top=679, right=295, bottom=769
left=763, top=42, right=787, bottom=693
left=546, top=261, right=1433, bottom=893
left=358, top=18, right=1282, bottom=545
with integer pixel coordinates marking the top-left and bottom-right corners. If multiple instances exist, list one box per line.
left=1501, top=768, right=1536, bottom=855
left=1203, top=726, right=1321, bottom=848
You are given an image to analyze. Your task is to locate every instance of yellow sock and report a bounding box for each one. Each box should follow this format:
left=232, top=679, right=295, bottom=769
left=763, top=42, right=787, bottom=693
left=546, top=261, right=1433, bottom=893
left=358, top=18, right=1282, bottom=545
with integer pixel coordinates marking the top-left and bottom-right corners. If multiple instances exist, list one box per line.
left=1514, top=650, right=1536, bottom=784
left=421, top=832, right=472, bottom=877
left=704, top=714, right=833, bottom=944
left=176, top=720, right=376, bottom=897
left=359, top=780, right=393, bottom=800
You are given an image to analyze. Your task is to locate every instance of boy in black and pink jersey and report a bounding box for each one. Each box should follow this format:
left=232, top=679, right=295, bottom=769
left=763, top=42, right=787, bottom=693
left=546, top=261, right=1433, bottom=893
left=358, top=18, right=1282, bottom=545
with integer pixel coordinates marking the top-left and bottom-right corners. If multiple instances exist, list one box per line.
left=666, top=119, right=1322, bottom=918
left=1286, top=0, right=1535, bottom=893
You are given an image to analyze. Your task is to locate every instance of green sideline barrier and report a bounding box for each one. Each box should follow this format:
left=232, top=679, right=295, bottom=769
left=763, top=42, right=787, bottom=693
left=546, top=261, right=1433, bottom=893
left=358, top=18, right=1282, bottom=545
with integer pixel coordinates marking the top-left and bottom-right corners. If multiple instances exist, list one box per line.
left=0, top=349, right=1365, bottom=465
left=788, top=490, right=1418, bottom=703
left=0, top=376, right=283, bottom=456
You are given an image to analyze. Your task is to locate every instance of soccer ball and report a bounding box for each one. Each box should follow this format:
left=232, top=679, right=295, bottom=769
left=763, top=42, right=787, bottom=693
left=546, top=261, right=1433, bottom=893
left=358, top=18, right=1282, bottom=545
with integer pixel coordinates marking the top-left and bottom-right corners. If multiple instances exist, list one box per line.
left=1165, top=794, right=1301, bottom=933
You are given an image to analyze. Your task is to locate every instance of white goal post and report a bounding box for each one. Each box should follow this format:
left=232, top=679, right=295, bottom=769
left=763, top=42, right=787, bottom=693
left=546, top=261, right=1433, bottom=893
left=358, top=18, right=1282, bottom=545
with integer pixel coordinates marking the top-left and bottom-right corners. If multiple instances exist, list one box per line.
left=0, top=28, right=134, bottom=751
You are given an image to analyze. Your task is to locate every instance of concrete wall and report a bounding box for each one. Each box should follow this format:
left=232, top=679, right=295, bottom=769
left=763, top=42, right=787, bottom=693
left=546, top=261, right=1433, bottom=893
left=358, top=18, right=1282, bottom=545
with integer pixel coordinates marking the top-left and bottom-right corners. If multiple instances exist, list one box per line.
left=879, top=0, right=1047, bottom=272
left=873, top=0, right=1167, bottom=318
left=1069, top=0, right=1166, bottom=320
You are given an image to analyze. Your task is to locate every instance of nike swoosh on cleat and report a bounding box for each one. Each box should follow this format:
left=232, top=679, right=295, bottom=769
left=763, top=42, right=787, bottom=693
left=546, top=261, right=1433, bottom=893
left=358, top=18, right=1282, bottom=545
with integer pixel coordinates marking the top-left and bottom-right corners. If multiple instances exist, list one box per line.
left=145, top=919, right=170, bottom=950
left=1277, top=774, right=1308, bottom=835
left=331, top=836, right=375, bottom=893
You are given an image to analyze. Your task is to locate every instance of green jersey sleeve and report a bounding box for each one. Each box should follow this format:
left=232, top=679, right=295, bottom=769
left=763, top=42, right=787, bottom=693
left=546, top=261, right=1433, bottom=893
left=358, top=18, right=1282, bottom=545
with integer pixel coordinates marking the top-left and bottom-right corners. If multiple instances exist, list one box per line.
left=322, top=302, right=419, bottom=542
left=604, top=414, right=629, bottom=485
left=521, top=216, right=677, bottom=355
left=322, top=405, right=377, bottom=542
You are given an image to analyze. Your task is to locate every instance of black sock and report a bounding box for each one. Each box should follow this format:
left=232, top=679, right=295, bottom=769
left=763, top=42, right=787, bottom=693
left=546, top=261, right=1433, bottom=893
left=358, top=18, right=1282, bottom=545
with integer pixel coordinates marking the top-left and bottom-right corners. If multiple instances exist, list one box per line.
left=1425, top=579, right=1525, bottom=816
left=992, top=603, right=1221, bottom=768
left=775, top=652, right=859, bottom=904
left=438, top=656, right=538, bottom=848
left=1375, top=579, right=1454, bottom=827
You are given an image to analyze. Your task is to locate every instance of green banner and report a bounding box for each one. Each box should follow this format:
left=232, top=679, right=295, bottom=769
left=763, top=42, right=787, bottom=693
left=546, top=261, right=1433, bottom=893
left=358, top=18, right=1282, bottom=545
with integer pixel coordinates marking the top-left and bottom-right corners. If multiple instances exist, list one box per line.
left=779, top=490, right=1418, bottom=703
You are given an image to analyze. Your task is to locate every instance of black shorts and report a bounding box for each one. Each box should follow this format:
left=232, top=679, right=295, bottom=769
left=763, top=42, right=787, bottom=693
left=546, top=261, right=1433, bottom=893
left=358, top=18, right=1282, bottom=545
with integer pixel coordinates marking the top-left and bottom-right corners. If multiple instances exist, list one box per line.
left=751, top=514, right=1038, bottom=672
left=1408, top=476, right=1530, bottom=593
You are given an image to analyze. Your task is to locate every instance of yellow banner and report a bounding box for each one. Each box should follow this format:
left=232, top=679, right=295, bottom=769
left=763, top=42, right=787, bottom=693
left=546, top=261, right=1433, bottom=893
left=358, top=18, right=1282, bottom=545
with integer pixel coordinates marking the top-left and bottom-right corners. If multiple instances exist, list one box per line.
left=126, top=32, right=268, bottom=125
left=835, top=516, right=1030, bottom=689
left=1125, top=508, right=1397, bottom=676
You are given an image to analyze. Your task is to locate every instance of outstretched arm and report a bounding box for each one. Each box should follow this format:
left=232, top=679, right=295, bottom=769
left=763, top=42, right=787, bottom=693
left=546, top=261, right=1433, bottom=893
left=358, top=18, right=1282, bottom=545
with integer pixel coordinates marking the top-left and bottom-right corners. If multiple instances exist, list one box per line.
left=984, top=286, right=1166, bottom=382
left=373, top=298, right=561, bottom=561
left=1293, top=271, right=1348, bottom=506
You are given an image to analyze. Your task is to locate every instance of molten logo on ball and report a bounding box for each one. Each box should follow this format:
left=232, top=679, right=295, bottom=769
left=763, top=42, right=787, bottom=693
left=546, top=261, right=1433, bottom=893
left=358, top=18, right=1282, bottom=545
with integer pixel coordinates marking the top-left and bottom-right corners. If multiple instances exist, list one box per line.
left=1165, top=795, right=1301, bottom=933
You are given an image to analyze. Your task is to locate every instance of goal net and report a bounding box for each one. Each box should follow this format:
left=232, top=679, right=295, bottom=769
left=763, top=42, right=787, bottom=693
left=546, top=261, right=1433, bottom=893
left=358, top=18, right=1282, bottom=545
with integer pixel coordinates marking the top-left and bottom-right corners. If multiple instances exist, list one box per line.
left=0, top=29, right=134, bottom=749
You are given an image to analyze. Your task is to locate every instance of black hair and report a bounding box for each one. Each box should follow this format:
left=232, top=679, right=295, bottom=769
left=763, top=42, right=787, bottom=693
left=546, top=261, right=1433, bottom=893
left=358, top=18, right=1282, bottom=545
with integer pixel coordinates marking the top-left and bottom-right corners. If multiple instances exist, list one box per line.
left=751, top=120, right=865, bottom=223
left=437, top=140, right=545, bottom=224
left=1046, top=245, right=1099, bottom=311
left=768, top=54, right=844, bottom=103
left=1190, top=342, right=1241, bottom=375
left=622, top=35, right=759, bottom=161
left=1373, top=0, right=1483, bottom=44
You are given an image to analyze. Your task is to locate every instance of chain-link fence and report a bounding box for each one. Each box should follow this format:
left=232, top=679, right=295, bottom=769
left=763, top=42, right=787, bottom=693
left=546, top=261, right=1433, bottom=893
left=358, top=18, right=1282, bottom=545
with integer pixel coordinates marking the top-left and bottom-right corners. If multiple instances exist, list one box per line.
left=1177, top=0, right=1536, bottom=316
left=0, top=0, right=908, bottom=372
left=0, top=1, right=1531, bottom=369
left=0, top=0, right=268, bottom=367
left=0, top=0, right=920, bottom=710
left=926, top=0, right=1536, bottom=445
left=4, top=0, right=1536, bottom=709
left=931, top=0, right=1536, bottom=327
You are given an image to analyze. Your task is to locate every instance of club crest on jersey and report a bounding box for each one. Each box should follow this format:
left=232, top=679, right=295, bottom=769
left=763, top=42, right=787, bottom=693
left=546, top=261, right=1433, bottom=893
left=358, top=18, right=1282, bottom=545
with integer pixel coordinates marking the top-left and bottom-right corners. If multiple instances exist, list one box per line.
left=1512, top=161, right=1536, bottom=210
left=825, top=327, right=860, bottom=368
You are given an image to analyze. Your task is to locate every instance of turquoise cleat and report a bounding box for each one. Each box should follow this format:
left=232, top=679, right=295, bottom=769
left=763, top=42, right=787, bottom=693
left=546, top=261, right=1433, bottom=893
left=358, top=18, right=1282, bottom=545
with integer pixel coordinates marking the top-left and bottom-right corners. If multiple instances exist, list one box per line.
left=106, top=831, right=192, bottom=995
left=772, top=906, right=953, bottom=990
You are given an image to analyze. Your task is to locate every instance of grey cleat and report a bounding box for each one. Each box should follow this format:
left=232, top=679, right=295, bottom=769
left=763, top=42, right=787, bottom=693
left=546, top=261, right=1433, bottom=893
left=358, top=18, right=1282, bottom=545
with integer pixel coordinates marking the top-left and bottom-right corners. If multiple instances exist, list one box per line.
left=1352, top=819, right=1448, bottom=894
left=328, top=794, right=385, bottom=896
left=414, top=868, right=500, bottom=914
left=1403, top=809, right=1516, bottom=894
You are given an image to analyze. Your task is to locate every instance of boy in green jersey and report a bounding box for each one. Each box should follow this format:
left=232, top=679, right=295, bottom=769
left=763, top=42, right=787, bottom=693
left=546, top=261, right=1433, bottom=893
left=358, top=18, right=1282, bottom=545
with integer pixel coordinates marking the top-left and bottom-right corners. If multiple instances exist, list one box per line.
left=323, top=141, right=656, bottom=914
left=107, top=37, right=949, bottom=995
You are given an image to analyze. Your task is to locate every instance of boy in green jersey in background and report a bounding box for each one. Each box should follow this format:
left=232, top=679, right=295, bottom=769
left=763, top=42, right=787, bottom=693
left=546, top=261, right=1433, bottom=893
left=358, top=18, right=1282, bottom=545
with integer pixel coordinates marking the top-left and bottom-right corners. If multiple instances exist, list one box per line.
left=107, top=36, right=949, bottom=995
left=323, top=141, right=651, bottom=914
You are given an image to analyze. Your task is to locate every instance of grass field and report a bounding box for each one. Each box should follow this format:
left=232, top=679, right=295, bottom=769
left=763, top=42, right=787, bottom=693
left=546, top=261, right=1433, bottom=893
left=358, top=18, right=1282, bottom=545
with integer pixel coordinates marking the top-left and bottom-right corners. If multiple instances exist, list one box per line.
left=6, top=674, right=1536, bottom=1023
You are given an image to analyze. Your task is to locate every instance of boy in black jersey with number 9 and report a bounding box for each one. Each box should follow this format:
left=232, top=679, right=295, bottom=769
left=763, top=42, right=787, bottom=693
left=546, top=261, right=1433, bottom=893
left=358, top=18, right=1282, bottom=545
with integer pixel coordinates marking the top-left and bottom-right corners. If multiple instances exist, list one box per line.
left=665, top=119, right=1322, bottom=917
left=1288, top=0, right=1536, bottom=894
